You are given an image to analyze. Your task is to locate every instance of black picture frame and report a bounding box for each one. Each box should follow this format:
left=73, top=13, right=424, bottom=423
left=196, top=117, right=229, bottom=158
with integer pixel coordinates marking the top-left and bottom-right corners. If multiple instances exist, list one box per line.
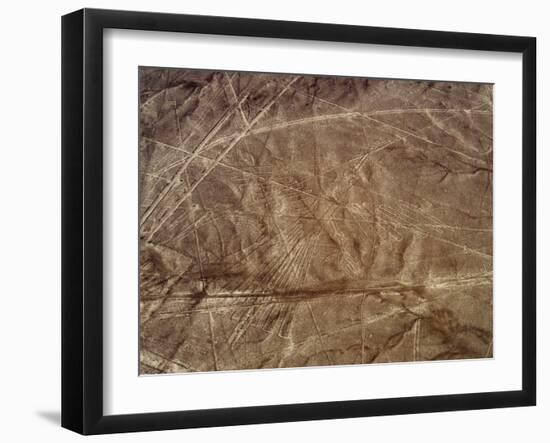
left=61, top=8, right=536, bottom=435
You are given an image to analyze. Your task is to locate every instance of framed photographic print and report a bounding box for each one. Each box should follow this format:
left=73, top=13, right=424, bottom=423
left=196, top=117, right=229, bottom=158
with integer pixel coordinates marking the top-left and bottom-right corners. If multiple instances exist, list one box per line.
left=61, top=8, right=536, bottom=435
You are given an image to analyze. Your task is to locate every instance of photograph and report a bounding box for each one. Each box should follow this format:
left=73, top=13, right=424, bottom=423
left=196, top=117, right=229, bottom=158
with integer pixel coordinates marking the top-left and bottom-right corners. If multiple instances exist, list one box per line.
left=138, top=68, right=494, bottom=374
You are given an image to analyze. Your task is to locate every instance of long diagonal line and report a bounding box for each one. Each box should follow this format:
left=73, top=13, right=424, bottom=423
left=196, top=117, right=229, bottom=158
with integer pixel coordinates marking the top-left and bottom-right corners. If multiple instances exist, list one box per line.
left=145, top=76, right=300, bottom=242
left=224, top=72, right=250, bottom=127
left=139, top=90, right=250, bottom=230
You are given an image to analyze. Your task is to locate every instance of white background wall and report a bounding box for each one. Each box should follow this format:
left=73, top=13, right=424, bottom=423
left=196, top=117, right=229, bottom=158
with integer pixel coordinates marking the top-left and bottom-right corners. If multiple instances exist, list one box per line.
left=0, top=0, right=546, bottom=441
